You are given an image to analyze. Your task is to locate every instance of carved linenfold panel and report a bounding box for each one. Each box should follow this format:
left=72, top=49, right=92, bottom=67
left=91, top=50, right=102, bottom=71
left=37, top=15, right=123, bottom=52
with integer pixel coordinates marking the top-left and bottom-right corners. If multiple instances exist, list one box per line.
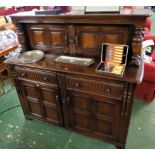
left=131, top=27, right=144, bottom=66
left=66, top=76, right=124, bottom=100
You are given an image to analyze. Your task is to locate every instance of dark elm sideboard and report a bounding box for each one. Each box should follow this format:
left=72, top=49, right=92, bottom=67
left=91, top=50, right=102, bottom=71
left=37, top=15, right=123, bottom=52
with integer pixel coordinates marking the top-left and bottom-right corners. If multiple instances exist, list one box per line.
left=6, top=10, right=152, bottom=148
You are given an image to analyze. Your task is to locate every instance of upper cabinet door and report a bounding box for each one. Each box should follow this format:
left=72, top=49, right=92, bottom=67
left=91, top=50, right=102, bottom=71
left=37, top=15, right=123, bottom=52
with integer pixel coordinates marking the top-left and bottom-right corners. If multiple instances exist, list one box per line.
left=76, top=25, right=131, bottom=57
left=27, top=24, right=69, bottom=54
left=27, top=25, right=47, bottom=50
left=76, top=26, right=101, bottom=57
left=47, top=25, right=69, bottom=54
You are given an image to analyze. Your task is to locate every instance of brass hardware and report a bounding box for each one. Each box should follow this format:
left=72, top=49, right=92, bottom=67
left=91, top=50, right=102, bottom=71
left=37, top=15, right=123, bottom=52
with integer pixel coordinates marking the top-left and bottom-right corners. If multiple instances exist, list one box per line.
left=36, top=84, right=40, bottom=87
left=43, top=77, right=48, bottom=81
left=69, top=38, right=74, bottom=44
left=67, top=97, right=70, bottom=104
left=64, top=35, right=68, bottom=46
left=21, top=72, right=26, bottom=77
left=62, top=97, right=70, bottom=105
left=75, top=82, right=80, bottom=87
left=62, top=99, right=66, bottom=104
left=75, top=36, right=78, bottom=46
left=105, top=88, right=111, bottom=93
left=56, top=95, right=59, bottom=102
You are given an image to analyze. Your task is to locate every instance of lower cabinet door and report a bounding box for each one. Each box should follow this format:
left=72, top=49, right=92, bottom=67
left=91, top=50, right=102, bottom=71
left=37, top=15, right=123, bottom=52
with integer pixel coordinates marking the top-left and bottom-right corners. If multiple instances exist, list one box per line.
left=19, top=80, right=63, bottom=126
left=67, top=91, right=121, bottom=140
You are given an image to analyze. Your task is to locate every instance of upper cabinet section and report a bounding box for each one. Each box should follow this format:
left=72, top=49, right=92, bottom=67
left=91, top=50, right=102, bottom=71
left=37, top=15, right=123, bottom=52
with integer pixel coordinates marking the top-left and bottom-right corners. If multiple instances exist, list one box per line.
left=26, top=24, right=132, bottom=57
left=12, top=10, right=151, bottom=63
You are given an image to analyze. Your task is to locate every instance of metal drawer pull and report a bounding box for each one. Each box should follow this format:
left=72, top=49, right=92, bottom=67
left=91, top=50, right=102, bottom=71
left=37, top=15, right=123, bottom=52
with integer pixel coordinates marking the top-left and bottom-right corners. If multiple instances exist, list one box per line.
left=75, top=82, right=80, bottom=87
left=105, top=88, right=111, bottom=93
left=43, top=77, right=48, bottom=81
left=21, top=72, right=26, bottom=77
left=36, top=84, right=40, bottom=87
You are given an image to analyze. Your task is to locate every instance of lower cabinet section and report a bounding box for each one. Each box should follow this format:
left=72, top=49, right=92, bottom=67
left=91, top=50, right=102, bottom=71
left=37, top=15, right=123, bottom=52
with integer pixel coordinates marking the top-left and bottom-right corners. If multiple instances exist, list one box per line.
left=11, top=66, right=135, bottom=149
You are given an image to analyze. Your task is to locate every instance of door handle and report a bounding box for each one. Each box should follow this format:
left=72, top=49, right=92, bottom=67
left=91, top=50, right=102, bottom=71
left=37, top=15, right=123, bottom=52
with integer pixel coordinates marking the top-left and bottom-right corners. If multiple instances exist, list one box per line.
left=62, top=97, right=70, bottom=105
left=64, top=35, right=68, bottom=46
left=75, top=36, right=78, bottom=46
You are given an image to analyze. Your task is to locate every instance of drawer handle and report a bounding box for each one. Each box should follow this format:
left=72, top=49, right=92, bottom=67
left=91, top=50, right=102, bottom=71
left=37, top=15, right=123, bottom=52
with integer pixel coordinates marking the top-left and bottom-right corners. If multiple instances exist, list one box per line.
left=21, top=72, right=26, bottom=77
left=43, top=77, right=48, bottom=81
left=105, top=88, right=111, bottom=93
left=75, top=82, right=80, bottom=88
left=36, top=84, right=40, bottom=87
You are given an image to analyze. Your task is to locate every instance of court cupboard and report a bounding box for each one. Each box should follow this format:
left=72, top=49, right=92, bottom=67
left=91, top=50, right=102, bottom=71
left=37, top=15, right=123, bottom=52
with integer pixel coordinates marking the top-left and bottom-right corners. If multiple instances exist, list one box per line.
left=6, top=9, right=152, bottom=148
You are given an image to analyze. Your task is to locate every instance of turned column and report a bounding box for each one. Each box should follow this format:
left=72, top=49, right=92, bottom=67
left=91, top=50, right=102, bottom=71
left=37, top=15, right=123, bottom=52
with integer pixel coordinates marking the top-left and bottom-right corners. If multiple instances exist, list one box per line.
left=130, top=27, right=144, bottom=66
left=15, top=23, right=29, bottom=52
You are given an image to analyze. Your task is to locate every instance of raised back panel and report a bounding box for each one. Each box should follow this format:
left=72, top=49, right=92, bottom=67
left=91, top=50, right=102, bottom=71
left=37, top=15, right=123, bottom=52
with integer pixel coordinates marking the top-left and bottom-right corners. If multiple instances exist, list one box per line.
left=82, top=32, right=97, bottom=49
left=33, top=31, right=45, bottom=45
left=49, top=31, right=64, bottom=46
left=47, top=25, right=69, bottom=54
left=104, top=32, right=123, bottom=44
left=27, top=25, right=47, bottom=50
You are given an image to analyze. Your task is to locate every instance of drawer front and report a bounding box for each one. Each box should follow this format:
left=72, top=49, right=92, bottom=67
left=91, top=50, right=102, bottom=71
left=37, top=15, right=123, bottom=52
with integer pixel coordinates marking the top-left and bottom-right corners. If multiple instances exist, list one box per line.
left=15, top=66, right=57, bottom=86
left=66, top=76, right=124, bottom=100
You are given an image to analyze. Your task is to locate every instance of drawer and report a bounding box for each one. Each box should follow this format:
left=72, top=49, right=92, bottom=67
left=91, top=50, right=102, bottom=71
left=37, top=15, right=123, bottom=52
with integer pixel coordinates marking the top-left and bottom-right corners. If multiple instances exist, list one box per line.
left=15, top=66, right=57, bottom=86
left=66, top=76, right=124, bottom=100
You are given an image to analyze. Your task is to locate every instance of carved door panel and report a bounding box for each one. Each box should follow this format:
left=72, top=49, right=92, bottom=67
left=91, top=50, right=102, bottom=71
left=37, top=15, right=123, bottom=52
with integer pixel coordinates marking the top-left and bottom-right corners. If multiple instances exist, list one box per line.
left=67, top=91, right=92, bottom=132
left=27, top=25, right=47, bottom=50
left=76, top=26, right=102, bottom=57
left=92, top=96, right=120, bottom=140
left=76, top=25, right=131, bottom=57
left=19, top=80, right=63, bottom=126
left=66, top=90, right=121, bottom=140
left=47, top=25, right=69, bottom=54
